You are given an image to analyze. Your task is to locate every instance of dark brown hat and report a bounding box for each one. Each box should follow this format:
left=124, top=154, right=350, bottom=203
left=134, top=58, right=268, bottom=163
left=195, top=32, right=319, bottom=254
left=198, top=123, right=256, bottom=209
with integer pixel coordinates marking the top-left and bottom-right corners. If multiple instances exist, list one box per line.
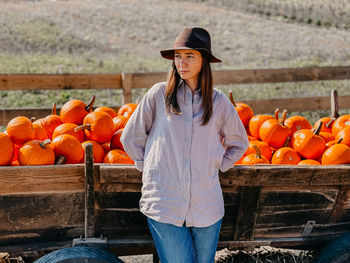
left=160, top=27, right=221, bottom=63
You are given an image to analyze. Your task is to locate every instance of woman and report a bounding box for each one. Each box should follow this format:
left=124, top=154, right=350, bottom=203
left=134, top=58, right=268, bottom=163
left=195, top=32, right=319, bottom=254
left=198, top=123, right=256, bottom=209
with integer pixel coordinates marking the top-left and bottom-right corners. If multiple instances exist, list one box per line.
left=121, top=27, right=248, bottom=263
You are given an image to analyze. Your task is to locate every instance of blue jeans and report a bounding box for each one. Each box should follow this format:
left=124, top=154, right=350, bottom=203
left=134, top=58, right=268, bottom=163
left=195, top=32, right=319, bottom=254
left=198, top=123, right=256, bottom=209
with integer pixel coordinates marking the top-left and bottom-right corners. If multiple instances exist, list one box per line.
left=147, top=217, right=222, bottom=263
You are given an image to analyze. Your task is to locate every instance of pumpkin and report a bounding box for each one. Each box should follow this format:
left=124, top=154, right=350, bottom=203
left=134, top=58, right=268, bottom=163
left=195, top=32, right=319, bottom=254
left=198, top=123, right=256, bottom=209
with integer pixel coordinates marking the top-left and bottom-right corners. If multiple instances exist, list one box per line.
left=259, top=109, right=291, bottom=149
left=248, top=114, right=274, bottom=140
left=285, top=115, right=312, bottom=133
left=314, top=117, right=334, bottom=133
left=60, top=96, right=95, bottom=125
left=229, top=91, right=254, bottom=127
left=18, top=139, right=55, bottom=166
left=0, top=133, right=14, bottom=166
left=11, top=144, right=20, bottom=166
left=110, top=128, right=124, bottom=151
left=32, top=122, right=49, bottom=141
left=94, top=106, right=117, bottom=119
left=103, top=149, right=134, bottom=164
left=292, top=121, right=326, bottom=160
left=7, top=116, right=35, bottom=145
left=79, top=111, right=115, bottom=144
left=100, top=142, right=111, bottom=154
left=332, top=114, right=350, bottom=136
left=82, top=140, right=105, bottom=163
left=234, top=154, right=245, bottom=165
left=51, top=134, right=84, bottom=164
left=335, top=126, right=350, bottom=147
left=241, top=145, right=269, bottom=165
left=33, top=103, right=63, bottom=139
left=297, top=159, right=321, bottom=165
left=245, top=140, right=272, bottom=161
left=322, top=143, right=350, bottom=165
left=113, top=115, right=128, bottom=132
left=117, top=103, right=138, bottom=119
left=52, top=123, right=85, bottom=142
left=271, top=147, right=301, bottom=165
left=319, top=132, right=335, bottom=143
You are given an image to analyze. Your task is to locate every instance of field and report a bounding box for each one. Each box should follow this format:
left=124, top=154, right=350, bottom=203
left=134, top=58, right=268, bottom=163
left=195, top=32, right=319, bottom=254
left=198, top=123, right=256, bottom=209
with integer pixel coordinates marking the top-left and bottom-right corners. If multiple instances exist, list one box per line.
left=1, top=0, right=350, bottom=262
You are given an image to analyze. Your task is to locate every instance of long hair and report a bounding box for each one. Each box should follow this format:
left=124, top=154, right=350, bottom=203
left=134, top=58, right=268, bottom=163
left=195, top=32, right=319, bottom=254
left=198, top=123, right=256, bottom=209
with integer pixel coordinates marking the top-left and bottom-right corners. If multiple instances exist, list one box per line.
left=164, top=52, right=213, bottom=126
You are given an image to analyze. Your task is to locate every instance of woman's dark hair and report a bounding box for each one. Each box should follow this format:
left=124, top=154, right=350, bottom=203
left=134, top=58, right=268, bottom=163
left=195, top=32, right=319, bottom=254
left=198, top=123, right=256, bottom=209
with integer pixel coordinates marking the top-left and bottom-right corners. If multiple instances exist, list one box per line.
left=164, top=52, right=213, bottom=126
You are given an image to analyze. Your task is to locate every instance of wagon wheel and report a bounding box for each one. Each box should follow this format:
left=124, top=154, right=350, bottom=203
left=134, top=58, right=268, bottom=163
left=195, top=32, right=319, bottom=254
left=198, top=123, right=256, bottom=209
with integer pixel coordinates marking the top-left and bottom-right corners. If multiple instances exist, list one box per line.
left=33, top=246, right=124, bottom=263
left=314, top=232, right=350, bottom=263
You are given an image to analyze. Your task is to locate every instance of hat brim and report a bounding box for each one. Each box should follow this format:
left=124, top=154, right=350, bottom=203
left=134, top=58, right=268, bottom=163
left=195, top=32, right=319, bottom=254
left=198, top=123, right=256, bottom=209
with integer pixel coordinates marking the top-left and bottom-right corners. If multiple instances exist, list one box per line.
left=160, top=47, right=222, bottom=63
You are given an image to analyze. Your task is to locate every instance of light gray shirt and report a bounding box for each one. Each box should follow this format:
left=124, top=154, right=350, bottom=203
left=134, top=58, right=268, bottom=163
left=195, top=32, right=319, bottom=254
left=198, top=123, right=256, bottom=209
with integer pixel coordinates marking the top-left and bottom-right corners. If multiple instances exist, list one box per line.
left=121, top=80, right=248, bottom=227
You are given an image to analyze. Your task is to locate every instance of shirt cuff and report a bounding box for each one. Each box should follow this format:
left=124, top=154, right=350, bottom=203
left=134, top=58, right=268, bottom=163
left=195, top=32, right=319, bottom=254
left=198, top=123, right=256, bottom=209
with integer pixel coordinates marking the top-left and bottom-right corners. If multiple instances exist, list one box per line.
left=134, top=160, right=144, bottom=172
left=219, top=157, right=233, bottom=173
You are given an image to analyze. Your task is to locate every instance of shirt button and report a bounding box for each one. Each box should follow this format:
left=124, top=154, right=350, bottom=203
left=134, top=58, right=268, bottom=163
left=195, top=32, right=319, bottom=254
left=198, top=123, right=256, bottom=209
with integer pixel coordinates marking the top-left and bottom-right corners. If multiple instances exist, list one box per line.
left=185, top=137, right=190, bottom=142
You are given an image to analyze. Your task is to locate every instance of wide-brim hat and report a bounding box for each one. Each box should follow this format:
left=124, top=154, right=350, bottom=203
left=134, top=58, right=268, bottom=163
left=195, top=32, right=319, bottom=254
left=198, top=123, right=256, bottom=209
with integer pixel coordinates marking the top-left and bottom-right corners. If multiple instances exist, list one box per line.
left=160, top=27, right=221, bottom=63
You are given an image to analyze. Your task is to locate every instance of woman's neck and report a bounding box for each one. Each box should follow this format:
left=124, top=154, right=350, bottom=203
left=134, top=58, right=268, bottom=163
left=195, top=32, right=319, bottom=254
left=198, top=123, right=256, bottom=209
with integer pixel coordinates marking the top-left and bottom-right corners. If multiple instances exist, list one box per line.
left=185, top=78, right=198, bottom=94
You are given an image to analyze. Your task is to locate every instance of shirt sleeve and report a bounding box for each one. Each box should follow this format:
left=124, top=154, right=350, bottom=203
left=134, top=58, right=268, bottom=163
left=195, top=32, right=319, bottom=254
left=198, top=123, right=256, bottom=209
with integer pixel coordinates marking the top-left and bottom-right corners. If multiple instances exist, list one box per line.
left=219, top=94, right=249, bottom=172
left=120, top=84, right=158, bottom=172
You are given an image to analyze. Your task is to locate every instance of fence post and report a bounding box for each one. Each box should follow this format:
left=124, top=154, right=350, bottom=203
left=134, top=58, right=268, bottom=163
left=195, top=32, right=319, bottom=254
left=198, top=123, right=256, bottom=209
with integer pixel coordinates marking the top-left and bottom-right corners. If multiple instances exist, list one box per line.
left=122, top=73, right=133, bottom=104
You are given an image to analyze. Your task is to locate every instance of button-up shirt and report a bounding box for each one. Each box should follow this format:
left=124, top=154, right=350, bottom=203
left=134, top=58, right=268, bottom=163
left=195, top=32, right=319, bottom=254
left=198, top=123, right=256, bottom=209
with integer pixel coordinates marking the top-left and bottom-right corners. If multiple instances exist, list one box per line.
left=121, top=80, right=248, bottom=227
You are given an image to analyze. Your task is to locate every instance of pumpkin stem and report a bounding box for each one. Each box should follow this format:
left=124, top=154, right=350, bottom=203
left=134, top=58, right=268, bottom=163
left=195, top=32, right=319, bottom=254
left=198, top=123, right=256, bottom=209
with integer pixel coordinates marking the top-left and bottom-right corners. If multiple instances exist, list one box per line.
left=74, top=124, right=91, bottom=132
left=274, top=108, right=279, bottom=120
left=228, top=90, right=237, bottom=107
left=314, top=121, right=323, bottom=135
left=279, top=109, right=287, bottom=125
left=86, top=96, right=96, bottom=112
left=52, top=103, right=57, bottom=115
left=337, top=138, right=343, bottom=144
left=39, top=139, right=51, bottom=149
left=252, top=144, right=262, bottom=159
left=326, top=117, right=335, bottom=128
left=30, top=117, right=36, bottom=122
left=283, top=136, right=291, bottom=147
left=56, top=155, right=66, bottom=165
left=330, top=89, right=340, bottom=119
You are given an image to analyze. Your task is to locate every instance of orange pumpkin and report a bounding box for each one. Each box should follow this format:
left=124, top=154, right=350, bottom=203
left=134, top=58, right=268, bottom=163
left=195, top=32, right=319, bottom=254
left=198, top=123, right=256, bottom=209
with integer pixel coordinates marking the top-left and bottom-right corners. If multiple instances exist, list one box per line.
left=113, top=115, right=128, bottom=132
left=322, top=143, right=350, bottom=165
left=319, top=132, right=335, bottom=143
left=241, top=145, right=269, bottom=165
left=33, top=103, right=63, bottom=139
left=335, top=126, right=350, bottom=147
left=110, top=128, right=124, bottom=151
left=292, top=121, right=326, bottom=160
left=271, top=147, right=301, bottom=165
left=100, top=142, right=111, bottom=154
left=245, top=140, right=272, bottom=161
left=11, top=144, right=20, bottom=166
left=32, top=122, right=49, bottom=141
left=7, top=116, right=35, bottom=145
left=314, top=117, right=334, bottom=133
left=82, top=140, right=105, bottom=163
left=18, top=139, right=55, bottom=166
left=117, top=103, right=138, bottom=119
left=285, top=115, right=312, bottom=133
left=229, top=91, right=254, bottom=127
left=60, top=96, right=95, bottom=125
left=51, top=134, right=84, bottom=164
left=79, top=111, right=115, bottom=144
left=103, top=149, right=134, bottom=164
left=332, top=114, right=350, bottom=136
left=94, top=106, right=117, bottom=119
left=52, top=123, right=85, bottom=142
left=259, top=109, right=291, bottom=149
left=297, top=159, right=321, bottom=165
left=0, top=133, right=14, bottom=166
left=248, top=114, right=274, bottom=140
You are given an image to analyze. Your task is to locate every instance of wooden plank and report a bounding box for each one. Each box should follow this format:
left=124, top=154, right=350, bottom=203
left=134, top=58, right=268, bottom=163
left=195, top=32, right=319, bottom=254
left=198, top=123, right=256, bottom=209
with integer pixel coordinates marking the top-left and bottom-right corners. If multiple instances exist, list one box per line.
left=0, top=74, right=122, bottom=90
left=213, top=66, right=350, bottom=85
left=121, top=73, right=134, bottom=104
left=329, top=186, right=350, bottom=223
left=233, top=186, right=261, bottom=241
left=0, top=165, right=85, bottom=195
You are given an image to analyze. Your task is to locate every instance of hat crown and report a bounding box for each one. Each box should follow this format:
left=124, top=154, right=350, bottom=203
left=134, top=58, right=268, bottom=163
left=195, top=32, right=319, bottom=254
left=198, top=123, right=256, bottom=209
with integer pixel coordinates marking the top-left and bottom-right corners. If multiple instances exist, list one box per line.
left=173, top=27, right=211, bottom=52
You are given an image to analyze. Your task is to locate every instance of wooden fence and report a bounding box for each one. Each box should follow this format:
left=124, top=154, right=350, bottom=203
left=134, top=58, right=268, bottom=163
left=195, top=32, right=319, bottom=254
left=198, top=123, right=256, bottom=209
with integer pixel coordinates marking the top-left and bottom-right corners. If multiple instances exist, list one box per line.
left=1, top=66, right=350, bottom=126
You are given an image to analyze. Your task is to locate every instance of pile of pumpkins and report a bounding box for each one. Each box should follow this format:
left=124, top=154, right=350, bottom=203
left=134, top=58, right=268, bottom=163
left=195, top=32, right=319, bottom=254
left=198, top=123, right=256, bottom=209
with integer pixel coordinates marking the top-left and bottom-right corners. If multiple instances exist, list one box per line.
left=230, top=91, right=350, bottom=165
left=0, top=90, right=349, bottom=166
left=0, top=96, right=136, bottom=166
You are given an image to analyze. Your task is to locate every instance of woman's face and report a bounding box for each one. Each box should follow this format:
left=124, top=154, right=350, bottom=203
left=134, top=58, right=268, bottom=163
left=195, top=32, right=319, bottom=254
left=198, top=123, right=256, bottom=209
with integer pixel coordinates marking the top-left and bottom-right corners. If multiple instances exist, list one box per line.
left=174, top=49, right=203, bottom=83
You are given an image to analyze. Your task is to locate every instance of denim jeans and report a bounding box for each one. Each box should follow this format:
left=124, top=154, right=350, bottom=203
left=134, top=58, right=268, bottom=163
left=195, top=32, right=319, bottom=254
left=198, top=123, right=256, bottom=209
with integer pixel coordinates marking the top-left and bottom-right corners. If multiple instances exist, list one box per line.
left=147, top=217, right=222, bottom=263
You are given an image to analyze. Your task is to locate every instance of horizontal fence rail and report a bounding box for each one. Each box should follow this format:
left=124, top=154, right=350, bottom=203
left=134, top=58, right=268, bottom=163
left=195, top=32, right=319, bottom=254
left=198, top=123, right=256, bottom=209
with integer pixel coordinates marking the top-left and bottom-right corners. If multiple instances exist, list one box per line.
left=0, top=66, right=349, bottom=125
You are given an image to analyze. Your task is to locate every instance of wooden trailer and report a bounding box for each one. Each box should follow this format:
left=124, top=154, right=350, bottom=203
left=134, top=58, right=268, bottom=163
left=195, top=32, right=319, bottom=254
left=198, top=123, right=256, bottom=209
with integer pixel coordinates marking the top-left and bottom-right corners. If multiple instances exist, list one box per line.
left=0, top=66, right=350, bottom=262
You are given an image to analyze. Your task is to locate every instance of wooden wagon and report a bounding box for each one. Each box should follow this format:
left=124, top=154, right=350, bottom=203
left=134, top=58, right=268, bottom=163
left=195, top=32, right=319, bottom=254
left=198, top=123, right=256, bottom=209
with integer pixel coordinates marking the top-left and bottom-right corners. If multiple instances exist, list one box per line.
left=0, top=66, right=350, bottom=262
